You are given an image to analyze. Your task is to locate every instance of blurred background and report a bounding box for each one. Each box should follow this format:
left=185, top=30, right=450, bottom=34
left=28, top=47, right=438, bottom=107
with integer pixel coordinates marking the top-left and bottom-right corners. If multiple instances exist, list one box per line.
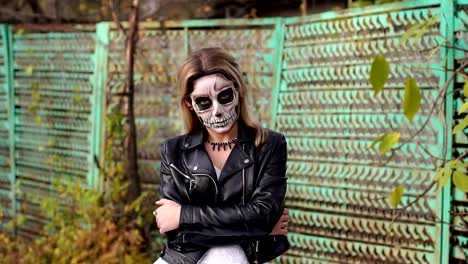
left=0, top=0, right=467, bottom=263
left=0, top=0, right=353, bottom=23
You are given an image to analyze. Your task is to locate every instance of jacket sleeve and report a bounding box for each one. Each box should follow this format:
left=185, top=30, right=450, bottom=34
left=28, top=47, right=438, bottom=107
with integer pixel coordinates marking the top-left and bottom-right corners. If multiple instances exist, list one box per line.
left=159, top=140, right=185, bottom=203
left=179, top=134, right=288, bottom=237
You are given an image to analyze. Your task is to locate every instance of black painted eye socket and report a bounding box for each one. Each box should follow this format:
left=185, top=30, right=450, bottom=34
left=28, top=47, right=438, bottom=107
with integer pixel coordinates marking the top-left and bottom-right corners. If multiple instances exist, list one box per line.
left=194, top=97, right=212, bottom=111
left=217, top=87, right=234, bottom=104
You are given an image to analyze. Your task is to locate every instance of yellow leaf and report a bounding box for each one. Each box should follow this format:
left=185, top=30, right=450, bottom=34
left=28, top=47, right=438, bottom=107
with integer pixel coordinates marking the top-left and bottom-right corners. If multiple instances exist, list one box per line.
left=433, top=168, right=444, bottom=182
left=403, top=77, right=421, bottom=123
left=453, top=171, right=468, bottom=192
left=34, top=115, right=42, bottom=125
left=370, top=132, right=400, bottom=155
left=25, top=65, right=34, bottom=74
left=370, top=55, right=390, bottom=94
left=453, top=115, right=468, bottom=134
left=379, top=132, right=400, bottom=155
left=438, top=169, right=452, bottom=191
left=388, top=185, right=404, bottom=208
left=464, top=80, right=468, bottom=96
left=459, top=102, right=468, bottom=115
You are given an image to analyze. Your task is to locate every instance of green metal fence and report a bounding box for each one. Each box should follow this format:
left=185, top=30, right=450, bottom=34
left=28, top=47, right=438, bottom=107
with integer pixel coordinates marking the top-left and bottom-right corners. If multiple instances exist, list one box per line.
left=278, top=1, right=448, bottom=263
left=453, top=0, right=468, bottom=262
left=0, top=25, right=13, bottom=234
left=1, top=25, right=104, bottom=239
left=0, top=0, right=466, bottom=262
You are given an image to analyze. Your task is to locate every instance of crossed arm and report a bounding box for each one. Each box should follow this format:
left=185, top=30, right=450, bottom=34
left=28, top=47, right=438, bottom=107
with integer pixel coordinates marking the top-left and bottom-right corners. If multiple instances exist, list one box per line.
left=154, top=134, right=289, bottom=240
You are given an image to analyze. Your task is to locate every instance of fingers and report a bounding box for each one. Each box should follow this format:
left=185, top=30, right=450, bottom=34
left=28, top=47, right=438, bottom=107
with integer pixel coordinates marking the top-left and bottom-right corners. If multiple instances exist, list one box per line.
left=283, top=208, right=289, bottom=215
left=280, top=214, right=289, bottom=222
left=271, top=226, right=288, bottom=235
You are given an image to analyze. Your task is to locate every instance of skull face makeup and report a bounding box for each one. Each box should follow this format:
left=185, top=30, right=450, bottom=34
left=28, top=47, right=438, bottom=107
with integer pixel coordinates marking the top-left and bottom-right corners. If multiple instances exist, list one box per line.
left=190, top=74, right=239, bottom=134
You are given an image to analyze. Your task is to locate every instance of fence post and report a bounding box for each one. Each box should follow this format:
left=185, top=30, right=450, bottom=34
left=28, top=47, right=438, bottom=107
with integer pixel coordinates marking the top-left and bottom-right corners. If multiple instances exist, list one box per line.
left=1, top=24, right=16, bottom=236
left=89, top=22, right=109, bottom=190
left=440, top=0, right=455, bottom=263
left=270, top=17, right=285, bottom=130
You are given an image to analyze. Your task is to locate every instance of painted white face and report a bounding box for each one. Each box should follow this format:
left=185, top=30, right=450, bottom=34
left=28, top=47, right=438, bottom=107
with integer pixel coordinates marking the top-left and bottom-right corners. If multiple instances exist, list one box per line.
left=190, top=74, right=239, bottom=134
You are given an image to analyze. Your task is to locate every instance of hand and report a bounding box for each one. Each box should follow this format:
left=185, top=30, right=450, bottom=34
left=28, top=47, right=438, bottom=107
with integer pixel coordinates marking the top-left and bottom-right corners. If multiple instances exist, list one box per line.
left=154, top=199, right=181, bottom=234
left=270, top=208, right=289, bottom=235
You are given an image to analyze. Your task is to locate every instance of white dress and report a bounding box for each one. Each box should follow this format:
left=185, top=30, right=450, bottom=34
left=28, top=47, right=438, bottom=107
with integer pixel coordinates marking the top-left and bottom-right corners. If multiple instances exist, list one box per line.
left=154, top=166, right=249, bottom=264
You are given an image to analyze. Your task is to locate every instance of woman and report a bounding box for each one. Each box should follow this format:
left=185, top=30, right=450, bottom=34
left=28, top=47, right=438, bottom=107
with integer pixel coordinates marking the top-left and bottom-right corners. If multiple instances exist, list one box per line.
left=153, top=47, right=290, bottom=264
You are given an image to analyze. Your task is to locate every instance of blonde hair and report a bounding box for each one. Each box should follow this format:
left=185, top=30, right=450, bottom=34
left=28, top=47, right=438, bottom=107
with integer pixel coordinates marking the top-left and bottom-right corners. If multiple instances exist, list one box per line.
left=176, top=47, right=267, bottom=146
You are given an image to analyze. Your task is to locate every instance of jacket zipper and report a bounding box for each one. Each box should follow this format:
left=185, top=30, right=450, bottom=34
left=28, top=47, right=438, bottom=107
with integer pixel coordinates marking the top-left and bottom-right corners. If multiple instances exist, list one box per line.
left=254, top=240, right=259, bottom=264
left=169, top=163, right=195, bottom=191
left=192, top=173, right=219, bottom=195
left=169, top=163, right=219, bottom=195
left=242, top=143, right=246, bottom=206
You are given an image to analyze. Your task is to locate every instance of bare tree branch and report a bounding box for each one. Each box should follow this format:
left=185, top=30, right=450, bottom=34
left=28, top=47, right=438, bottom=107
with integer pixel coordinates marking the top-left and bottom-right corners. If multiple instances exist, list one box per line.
left=392, top=60, right=468, bottom=153
left=109, top=0, right=127, bottom=38
left=123, top=0, right=141, bottom=202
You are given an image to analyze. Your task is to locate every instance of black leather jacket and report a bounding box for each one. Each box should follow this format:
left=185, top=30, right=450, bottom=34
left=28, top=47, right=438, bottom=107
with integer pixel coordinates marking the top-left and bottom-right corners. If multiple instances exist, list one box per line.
left=159, top=124, right=289, bottom=264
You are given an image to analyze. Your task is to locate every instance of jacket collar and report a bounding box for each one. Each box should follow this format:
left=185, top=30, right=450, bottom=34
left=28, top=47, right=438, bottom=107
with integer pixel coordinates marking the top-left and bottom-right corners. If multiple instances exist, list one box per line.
left=181, top=122, right=256, bottom=183
left=181, top=122, right=255, bottom=150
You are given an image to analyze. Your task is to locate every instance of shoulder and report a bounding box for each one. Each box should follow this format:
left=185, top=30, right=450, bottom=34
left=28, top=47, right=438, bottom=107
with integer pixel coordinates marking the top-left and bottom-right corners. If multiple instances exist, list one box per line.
left=265, top=129, right=286, bottom=145
left=259, top=129, right=287, bottom=153
left=265, top=129, right=286, bottom=143
left=160, top=134, right=187, bottom=154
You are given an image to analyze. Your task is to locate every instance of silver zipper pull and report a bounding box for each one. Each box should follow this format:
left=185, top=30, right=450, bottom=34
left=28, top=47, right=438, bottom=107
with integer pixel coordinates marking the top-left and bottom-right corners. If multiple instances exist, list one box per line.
left=189, top=179, right=195, bottom=191
left=254, top=240, right=260, bottom=264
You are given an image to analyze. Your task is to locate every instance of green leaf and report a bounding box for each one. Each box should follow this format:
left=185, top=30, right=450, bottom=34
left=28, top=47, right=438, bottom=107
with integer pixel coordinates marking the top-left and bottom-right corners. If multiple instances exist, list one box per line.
left=453, top=115, right=468, bottom=134
left=413, top=16, right=439, bottom=44
left=438, top=169, right=452, bottom=191
left=380, top=132, right=400, bottom=155
left=447, top=159, right=462, bottom=168
left=31, top=91, right=41, bottom=101
left=370, top=132, right=400, bottom=155
left=464, top=81, right=468, bottom=96
left=399, top=23, right=423, bottom=46
left=369, top=134, right=385, bottom=148
left=73, top=94, right=82, bottom=104
left=370, top=55, right=390, bottom=94
left=28, top=104, right=37, bottom=114
left=403, top=77, right=421, bottom=123
left=34, top=115, right=42, bottom=125
left=433, top=168, right=444, bottom=181
left=17, top=215, right=26, bottom=226
left=25, top=65, right=34, bottom=75
left=47, top=137, right=57, bottom=147
left=453, top=171, right=468, bottom=192
left=412, top=26, right=427, bottom=44
left=453, top=162, right=468, bottom=168
left=459, top=102, right=468, bottom=115
left=388, top=185, right=404, bottom=208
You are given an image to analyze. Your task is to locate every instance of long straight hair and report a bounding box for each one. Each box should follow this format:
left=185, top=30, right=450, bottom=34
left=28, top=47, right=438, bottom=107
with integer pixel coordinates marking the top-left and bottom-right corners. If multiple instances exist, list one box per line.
left=176, top=47, right=267, bottom=146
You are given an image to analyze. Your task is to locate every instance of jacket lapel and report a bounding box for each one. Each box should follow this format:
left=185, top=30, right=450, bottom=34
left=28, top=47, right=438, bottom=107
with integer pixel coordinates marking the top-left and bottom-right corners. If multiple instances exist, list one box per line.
left=218, top=142, right=253, bottom=184
left=181, top=123, right=256, bottom=183
left=186, top=147, right=217, bottom=178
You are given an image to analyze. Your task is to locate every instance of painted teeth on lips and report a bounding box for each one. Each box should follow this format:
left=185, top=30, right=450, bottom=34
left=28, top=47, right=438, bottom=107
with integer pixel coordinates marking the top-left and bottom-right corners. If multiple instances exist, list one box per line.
left=204, top=111, right=236, bottom=127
